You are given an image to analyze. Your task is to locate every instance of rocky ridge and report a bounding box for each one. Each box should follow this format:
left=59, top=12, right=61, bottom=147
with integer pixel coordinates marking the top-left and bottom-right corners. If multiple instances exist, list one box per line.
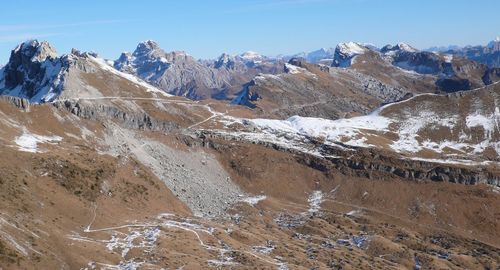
left=114, top=40, right=284, bottom=100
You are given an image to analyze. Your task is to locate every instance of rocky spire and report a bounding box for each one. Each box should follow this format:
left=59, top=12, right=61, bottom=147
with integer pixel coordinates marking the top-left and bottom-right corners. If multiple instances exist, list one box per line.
left=133, top=40, right=165, bottom=59
left=214, top=53, right=235, bottom=69
left=1, top=40, right=65, bottom=102
left=12, top=40, right=58, bottom=63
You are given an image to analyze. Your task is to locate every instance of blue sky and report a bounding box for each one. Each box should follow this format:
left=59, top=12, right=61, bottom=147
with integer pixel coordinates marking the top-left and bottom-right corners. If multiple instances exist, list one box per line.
left=0, top=0, right=498, bottom=63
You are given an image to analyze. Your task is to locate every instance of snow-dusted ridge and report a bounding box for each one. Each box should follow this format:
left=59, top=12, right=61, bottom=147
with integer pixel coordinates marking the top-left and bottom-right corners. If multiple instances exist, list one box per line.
left=336, top=42, right=367, bottom=57
left=249, top=113, right=391, bottom=149
left=90, top=56, right=172, bottom=97
left=212, top=81, right=500, bottom=166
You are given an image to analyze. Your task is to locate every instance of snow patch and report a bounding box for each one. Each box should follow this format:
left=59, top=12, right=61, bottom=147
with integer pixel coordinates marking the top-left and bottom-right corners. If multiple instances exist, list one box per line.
left=284, top=63, right=317, bottom=79
left=397, top=42, right=418, bottom=52
left=91, top=57, right=172, bottom=97
left=466, top=108, right=500, bottom=139
left=443, top=54, right=453, bottom=63
left=346, top=210, right=362, bottom=217
left=106, top=227, right=160, bottom=257
left=239, top=51, right=263, bottom=61
left=15, top=131, right=62, bottom=153
left=250, top=114, right=392, bottom=148
left=337, top=42, right=367, bottom=57
left=240, top=195, right=267, bottom=205
left=307, top=191, right=323, bottom=214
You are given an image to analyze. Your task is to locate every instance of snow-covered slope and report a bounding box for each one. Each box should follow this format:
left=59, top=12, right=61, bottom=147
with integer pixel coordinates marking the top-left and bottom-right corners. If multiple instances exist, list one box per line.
left=239, top=82, right=500, bottom=164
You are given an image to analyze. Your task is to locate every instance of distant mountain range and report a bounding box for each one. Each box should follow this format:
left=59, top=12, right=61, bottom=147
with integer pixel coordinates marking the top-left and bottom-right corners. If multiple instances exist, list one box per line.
left=1, top=38, right=499, bottom=112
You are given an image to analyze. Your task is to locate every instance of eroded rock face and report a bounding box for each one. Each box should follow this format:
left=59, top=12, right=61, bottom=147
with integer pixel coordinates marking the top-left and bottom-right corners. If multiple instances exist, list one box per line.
left=0, top=40, right=67, bottom=102
left=193, top=130, right=500, bottom=187
left=53, top=99, right=179, bottom=132
left=332, top=42, right=369, bottom=67
left=0, top=95, right=30, bottom=110
left=114, top=40, right=229, bottom=99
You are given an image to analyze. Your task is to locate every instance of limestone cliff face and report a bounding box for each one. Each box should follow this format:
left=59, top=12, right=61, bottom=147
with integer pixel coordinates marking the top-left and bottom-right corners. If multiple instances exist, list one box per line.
left=0, top=40, right=67, bottom=102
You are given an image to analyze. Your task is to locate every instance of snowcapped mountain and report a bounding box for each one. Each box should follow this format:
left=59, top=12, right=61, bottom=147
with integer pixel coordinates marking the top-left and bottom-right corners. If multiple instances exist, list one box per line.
left=289, top=47, right=336, bottom=64
left=325, top=41, right=500, bottom=93
left=381, top=43, right=448, bottom=74
left=332, top=42, right=370, bottom=67
left=487, top=36, right=500, bottom=50
left=237, top=51, right=264, bottom=62
left=380, top=42, right=418, bottom=54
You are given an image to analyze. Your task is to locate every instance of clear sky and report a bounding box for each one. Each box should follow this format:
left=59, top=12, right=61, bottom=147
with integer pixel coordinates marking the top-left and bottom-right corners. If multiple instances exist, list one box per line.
left=0, top=0, right=499, bottom=63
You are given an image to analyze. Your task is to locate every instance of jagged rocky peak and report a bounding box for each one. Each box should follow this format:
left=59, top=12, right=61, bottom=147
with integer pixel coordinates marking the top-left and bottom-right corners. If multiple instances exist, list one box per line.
left=0, top=40, right=67, bottom=103
left=214, top=53, right=236, bottom=69
left=13, top=40, right=58, bottom=63
left=381, top=42, right=419, bottom=54
left=133, top=40, right=165, bottom=58
left=113, top=51, right=135, bottom=73
left=114, top=40, right=169, bottom=76
left=332, top=42, right=369, bottom=67
left=487, top=36, right=500, bottom=51
left=239, top=51, right=263, bottom=61
left=117, top=51, right=133, bottom=62
left=336, top=42, right=367, bottom=57
left=70, top=48, right=98, bottom=58
left=125, top=40, right=194, bottom=64
left=164, top=50, right=193, bottom=63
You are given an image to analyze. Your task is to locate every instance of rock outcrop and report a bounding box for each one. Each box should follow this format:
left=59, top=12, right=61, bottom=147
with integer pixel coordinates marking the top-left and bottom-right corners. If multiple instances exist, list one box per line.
left=0, top=40, right=68, bottom=102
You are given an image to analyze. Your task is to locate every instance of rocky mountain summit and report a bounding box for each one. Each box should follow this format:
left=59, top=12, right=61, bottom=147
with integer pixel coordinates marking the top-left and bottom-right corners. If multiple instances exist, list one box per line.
left=0, top=40, right=66, bottom=102
left=332, top=42, right=370, bottom=67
